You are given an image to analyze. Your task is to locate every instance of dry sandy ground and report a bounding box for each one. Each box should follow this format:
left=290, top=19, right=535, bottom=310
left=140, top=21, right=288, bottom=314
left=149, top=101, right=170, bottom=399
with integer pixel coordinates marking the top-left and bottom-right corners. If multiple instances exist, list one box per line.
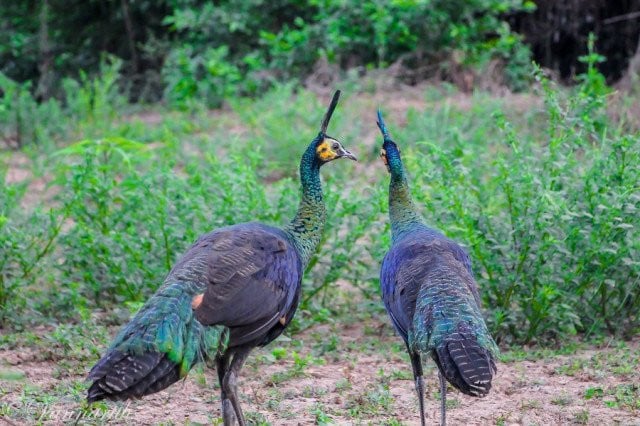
left=1, top=320, right=638, bottom=426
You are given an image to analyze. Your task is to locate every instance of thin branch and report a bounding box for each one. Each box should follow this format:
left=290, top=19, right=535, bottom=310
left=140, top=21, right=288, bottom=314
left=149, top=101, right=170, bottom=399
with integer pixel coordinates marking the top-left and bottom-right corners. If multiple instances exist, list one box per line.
left=603, top=11, right=640, bottom=25
left=121, top=0, right=139, bottom=73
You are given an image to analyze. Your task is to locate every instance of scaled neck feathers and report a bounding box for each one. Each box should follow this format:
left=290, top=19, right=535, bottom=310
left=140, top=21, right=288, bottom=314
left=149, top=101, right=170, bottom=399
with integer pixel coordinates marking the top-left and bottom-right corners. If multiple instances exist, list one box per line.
left=284, top=136, right=326, bottom=267
left=386, top=145, right=425, bottom=242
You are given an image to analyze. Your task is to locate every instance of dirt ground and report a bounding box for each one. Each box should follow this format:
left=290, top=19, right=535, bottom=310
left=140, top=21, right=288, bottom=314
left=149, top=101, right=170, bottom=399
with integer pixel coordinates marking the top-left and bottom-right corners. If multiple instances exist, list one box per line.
left=1, top=319, right=638, bottom=426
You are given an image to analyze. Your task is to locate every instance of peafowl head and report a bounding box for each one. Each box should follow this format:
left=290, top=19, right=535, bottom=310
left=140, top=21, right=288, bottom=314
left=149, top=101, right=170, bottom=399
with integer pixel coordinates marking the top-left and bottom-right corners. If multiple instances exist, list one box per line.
left=376, top=109, right=400, bottom=174
left=313, top=90, right=357, bottom=164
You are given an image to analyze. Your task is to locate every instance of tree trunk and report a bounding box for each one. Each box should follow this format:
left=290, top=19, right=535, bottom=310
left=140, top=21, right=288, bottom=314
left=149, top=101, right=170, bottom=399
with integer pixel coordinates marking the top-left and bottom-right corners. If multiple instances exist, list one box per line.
left=121, top=0, right=139, bottom=74
left=617, top=34, right=640, bottom=91
left=35, top=0, right=53, bottom=101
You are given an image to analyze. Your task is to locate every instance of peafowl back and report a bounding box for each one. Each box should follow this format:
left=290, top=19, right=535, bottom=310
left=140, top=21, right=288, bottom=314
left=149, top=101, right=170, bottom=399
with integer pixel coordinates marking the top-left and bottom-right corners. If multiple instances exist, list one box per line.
left=377, top=108, right=497, bottom=425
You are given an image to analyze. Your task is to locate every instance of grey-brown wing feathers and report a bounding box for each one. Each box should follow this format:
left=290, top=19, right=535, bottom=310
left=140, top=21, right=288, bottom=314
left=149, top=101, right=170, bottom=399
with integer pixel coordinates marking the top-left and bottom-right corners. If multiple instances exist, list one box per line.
left=193, top=225, right=302, bottom=346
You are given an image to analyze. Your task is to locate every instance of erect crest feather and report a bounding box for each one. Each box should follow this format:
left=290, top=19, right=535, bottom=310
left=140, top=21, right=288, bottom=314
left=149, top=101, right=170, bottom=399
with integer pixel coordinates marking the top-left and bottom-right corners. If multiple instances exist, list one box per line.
left=320, top=90, right=341, bottom=134
left=376, top=109, right=392, bottom=142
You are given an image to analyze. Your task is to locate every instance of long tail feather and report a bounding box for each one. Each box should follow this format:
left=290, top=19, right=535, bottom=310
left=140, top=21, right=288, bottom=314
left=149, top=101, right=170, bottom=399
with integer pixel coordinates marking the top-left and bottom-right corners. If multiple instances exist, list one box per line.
left=434, top=331, right=496, bottom=397
left=87, top=351, right=178, bottom=401
left=87, top=281, right=227, bottom=402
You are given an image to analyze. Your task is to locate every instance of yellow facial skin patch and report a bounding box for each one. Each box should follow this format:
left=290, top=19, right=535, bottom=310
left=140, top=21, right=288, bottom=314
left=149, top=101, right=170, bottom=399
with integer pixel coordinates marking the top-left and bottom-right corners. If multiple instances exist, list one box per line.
left=380, top=148, right=388, bottom=166
left=316, top=138, right=338, bottom=161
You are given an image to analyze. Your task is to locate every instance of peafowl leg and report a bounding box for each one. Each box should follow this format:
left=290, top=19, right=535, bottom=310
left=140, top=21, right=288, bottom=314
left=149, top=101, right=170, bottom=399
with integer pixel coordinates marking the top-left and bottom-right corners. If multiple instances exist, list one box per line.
left=216, top=353, right=237, bottom=426
left=438, top=371, right=447, bottom=426
left=409, top=351, right=426, bottom=426
left=223, top=348, right=251, bottom=426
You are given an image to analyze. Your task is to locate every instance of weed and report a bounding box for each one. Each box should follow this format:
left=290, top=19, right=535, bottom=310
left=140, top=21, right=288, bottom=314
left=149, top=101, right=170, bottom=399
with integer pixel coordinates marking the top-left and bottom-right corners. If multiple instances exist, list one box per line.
left=267, top=350, right=323, bottom=385
left=311, top=403, right=333, bottom=425
left=584, top=384, right=640, bottom=411
left=584, top=386, right=604, bottom=400
left=3, top=71, right=639, bottom=344
left=345, top=384, right=394, bottom=418
left=271, top=347, right=287, bottom=360
left=335, top=378, right=352, bottom=392
left=573, top=409, right=589, bottom=424
left=556, top=342, right=640, bottom=379
left=244, top=411, right=269, bottom=425
left=551, top=392, right=573, bottom=406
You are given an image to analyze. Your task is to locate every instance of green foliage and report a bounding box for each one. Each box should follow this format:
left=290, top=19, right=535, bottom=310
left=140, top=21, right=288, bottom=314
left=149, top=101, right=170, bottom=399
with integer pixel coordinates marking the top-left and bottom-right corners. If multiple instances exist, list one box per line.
left=370, top=65, right=639, bottom=344
left=0, top=172, right=66, bottom=326
left=583, top=384, right=640, bottom=411
left=0, top=1, right=168, bottom=99
left=0, top=73, right=64, bottom=148
left=47, top=137, right=299, bottom=314
left=2, top=0, right=536, bottom=110
left=0, top=57, right=128, bottom=147
left=159, top=0, right=532, bottom=107
left=61, top=56, right=127, bottom=136
left=0, top=2, right=40, bottom=82
left=162, top=45, right=242, bottom=110
left=1, top=57, right=638, bottom=348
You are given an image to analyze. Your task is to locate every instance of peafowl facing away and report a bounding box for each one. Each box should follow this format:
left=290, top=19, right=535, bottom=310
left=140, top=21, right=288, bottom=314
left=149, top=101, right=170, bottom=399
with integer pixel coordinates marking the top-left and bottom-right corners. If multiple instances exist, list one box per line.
left=86, top=90, right=356, bottom=426
left=376, top=110, right=498, bottom=426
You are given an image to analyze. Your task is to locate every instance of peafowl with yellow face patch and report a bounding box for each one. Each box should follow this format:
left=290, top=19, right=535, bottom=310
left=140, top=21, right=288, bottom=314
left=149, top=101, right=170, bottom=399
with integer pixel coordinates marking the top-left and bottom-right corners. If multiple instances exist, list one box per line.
left=86, top=91, right=356, bottom=426
left=376, top=110, right=498, bottom=426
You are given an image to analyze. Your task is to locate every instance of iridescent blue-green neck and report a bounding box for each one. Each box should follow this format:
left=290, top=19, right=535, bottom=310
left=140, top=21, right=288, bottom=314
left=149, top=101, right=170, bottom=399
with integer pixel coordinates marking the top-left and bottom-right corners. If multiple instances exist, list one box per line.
left=284, top=137, right=326, bottom=268
left=386, top=144, right=425, bottom=243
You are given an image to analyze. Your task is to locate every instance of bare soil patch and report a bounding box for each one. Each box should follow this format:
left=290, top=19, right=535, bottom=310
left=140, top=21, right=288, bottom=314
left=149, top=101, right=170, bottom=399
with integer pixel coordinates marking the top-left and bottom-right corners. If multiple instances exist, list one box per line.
left=1, top=321, right=638, bottom=425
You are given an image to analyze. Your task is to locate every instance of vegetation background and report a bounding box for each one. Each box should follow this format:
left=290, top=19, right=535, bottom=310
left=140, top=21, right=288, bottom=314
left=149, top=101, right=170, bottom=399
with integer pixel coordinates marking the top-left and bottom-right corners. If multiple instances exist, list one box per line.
left=1, top=0, right=639, bottom=424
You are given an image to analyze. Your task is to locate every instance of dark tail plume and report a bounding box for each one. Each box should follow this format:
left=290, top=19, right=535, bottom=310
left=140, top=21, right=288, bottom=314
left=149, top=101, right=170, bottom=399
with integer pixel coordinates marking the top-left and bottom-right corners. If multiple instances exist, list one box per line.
left=86, top=282, right=227, bottom=403
left=87, top=351, right=181, bottom=402
left=434, top=331, right=497, bottom=397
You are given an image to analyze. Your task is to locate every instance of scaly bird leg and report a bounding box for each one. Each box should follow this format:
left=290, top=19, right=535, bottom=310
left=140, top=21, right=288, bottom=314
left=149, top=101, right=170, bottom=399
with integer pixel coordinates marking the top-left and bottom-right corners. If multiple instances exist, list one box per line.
left=223, top=348, right=251, bottom=426
left=216, top=353, right=236, bottom=426
left=439, top=370, right=447, bottom=426
left=409, top=351, right=426, bottom=426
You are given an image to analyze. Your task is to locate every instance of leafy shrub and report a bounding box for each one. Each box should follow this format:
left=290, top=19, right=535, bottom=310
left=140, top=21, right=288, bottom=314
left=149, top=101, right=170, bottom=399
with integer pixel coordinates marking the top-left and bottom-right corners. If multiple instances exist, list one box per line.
left=1, top=63, right=637, bottom=345
left=0, top=174, right=65, bottom=326
left=362, top=64, right=639, bottom=344
left=162, top=46, right=242, bottom=110
left=3, top=1, right=535, bottom=110
left=0, top=74, right=66, bottom=148
left=0, top=57, right=127, bottom=148
left=49, top=137, right=296, bottom=312
left=159, top=0, right=533, bottom=107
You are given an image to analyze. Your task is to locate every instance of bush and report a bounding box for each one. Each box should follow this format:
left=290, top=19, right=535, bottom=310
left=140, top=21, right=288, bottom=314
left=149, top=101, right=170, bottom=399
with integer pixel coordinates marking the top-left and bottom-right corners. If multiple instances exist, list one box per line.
left=0, top=56, right=127, bottom=148
left=1, top=61, right=637, bottom=345
left=159, top=0, right=533, bottom=107
left=362, top=64, right=639, bottom=344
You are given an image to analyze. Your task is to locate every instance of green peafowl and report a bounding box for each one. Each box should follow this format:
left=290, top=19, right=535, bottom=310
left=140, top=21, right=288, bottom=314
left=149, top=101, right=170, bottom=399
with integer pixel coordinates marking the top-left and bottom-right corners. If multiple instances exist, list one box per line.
left=86, top=91, right=356, bottom=426
left=376, top=110, right=498, bottom=426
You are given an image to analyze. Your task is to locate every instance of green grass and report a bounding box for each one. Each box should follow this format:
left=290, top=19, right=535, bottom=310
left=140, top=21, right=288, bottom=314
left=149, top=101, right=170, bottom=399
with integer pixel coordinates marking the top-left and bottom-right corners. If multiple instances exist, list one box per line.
left=0, top=53, right=639, bottom=353
left=555, top=341, right=640, bottom=378
left=583, top=384, right=640, bottom=411
left=573, top=409, right=590, bottom=424
left=345, top=384, right=395, bottom=418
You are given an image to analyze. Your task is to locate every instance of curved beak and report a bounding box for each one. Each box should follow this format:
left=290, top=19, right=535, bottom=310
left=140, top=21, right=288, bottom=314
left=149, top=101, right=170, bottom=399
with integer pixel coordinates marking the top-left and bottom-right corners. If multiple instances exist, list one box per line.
left=338, top=146, right=357, bottom=161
